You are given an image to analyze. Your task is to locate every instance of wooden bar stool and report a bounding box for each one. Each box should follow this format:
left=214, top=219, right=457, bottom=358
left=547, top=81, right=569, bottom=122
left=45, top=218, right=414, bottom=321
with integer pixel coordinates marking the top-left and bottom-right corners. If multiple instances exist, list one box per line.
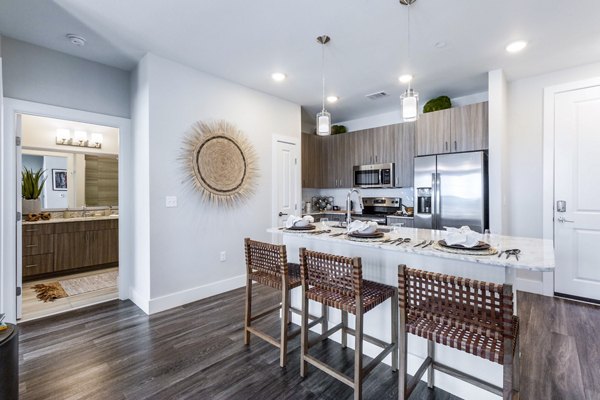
left=299, top=248, right=398, bottom=400
left=398, top=265, right=520, bottom=400
left=244, top=238, right=327, bottom=367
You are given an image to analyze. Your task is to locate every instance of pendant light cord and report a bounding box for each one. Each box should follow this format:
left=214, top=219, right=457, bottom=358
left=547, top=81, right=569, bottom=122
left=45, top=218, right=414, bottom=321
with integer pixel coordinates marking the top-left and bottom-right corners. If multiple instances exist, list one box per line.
left=321, top=40, right=326, bottom=112
left=406, top=2, right=412, bottom=92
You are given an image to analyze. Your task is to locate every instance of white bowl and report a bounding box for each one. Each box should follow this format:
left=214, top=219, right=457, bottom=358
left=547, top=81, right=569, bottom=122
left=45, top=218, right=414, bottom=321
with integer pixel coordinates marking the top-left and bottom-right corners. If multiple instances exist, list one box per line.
left=359, top=225, right=377, bottom=234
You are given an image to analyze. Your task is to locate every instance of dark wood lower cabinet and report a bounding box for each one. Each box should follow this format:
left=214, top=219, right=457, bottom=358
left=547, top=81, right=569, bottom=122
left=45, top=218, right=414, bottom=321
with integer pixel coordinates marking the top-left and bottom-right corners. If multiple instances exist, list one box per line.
left=22, top=219, right=119, bottom=280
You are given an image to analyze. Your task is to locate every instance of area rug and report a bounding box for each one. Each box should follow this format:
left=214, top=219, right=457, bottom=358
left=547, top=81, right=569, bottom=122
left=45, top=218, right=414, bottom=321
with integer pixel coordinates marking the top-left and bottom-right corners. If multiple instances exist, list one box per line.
left=32, top=271, right=118, bottom=302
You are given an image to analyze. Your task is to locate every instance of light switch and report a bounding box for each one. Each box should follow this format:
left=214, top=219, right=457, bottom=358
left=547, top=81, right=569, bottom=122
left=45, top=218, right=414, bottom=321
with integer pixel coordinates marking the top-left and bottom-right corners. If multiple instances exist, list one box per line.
left=165, top=196, right=178, bottom=208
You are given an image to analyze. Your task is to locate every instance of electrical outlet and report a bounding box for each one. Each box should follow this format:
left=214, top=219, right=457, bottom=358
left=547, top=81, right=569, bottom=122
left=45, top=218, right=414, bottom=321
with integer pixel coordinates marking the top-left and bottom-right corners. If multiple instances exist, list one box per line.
left=220, top=251, right=226, bottom=262
left=165, top=196, right=177, bottom=208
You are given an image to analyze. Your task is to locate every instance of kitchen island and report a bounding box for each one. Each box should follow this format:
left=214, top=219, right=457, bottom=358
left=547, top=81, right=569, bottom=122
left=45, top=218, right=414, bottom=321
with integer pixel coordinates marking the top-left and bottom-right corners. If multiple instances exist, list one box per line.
left=268, top=225, right=554, bottom=400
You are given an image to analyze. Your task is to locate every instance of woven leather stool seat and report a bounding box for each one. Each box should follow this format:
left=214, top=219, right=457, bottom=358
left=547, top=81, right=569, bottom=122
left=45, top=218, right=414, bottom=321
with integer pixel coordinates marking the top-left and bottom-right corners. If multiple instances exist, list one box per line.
left=300, top=248, right=398, bottom=400
left=398, top=265, right=520, bottom=400
left=249, top=263, right=302, bottom=291
left=407, top=314, right=519, bottom=364
left=244, top=239, right=327, bottom=368
left=306, top=279, right=396, bottom=314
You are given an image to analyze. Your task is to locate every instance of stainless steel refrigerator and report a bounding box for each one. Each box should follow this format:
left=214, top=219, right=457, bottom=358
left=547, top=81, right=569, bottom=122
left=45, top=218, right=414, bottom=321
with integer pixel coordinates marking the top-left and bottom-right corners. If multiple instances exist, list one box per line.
left=413, top=151, right=488, bottom=232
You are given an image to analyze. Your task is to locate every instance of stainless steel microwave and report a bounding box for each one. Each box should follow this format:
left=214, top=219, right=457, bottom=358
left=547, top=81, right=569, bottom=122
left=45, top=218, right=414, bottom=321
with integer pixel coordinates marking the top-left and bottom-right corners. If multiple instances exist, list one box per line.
left=353, top=163, right=395, bottom=188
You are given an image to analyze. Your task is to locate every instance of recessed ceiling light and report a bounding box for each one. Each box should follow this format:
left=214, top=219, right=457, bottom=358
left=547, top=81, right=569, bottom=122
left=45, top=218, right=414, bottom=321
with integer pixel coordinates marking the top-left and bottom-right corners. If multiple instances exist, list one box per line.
left=434, top=41, right=447, bottom=48
left=327, top=96, right=339, bottom=103
left=271, top=72, right=286, bottom=82
left=66, top=34, right=86, bottom=47
left=398, top=74, right=413, bottom=84
left=506, top=40, right=527, bottom=53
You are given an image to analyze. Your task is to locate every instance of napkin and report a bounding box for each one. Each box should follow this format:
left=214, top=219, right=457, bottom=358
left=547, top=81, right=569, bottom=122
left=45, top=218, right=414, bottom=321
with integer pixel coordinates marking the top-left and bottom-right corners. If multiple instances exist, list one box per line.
left=347, top=220, right=378, bottom=234
left=443, top=226, right=481, bottom=248
left=285, top=215, right=314, bottom=228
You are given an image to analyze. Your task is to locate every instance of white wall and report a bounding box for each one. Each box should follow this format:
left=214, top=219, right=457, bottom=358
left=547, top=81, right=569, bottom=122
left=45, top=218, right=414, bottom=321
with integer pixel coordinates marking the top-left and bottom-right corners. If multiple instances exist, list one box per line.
left=128, top=55, right=151, bottom=313
left=505, top=61, right=600, bottom=238
left=1, top=37, right=130, bottom=118
left=488, top=70, right=508, bottom=235
left=142, top=54, right=301, bottom=312
left=338, top=92, right=489, bottom=132
left=42, top=155, right=68, bottom=208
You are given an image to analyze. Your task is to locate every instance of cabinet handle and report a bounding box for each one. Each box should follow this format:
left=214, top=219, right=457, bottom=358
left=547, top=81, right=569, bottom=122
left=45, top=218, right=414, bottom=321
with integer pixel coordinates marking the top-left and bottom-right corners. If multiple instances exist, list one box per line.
left=445, top=142, right=448, bottom=151
left=375, top=155, right=378, bottom=163
left=25, top=228, right=38, bottom=232
left=25, top=264, right=38, bottom=268
left=26, top=244, right=38, bottom=248
left=454, top=140, right=457, bottom=151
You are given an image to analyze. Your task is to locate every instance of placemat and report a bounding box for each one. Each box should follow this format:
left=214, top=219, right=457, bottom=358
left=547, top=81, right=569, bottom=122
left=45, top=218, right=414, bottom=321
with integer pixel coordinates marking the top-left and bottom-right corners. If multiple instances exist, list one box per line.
left=432, top=241, right=498, bottom=256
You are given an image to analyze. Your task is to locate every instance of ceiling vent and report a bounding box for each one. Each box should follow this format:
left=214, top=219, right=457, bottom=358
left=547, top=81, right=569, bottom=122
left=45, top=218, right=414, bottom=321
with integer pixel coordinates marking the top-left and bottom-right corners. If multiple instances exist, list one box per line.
left=365, top=91, right=389, bottom=100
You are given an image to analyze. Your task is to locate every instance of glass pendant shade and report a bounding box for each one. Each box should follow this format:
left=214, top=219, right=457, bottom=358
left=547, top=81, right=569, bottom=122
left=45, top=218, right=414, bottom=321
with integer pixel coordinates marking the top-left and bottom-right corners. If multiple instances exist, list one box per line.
left=400, top=89, right=419, bottom=122
left=317, top=110, right=331, bottom=136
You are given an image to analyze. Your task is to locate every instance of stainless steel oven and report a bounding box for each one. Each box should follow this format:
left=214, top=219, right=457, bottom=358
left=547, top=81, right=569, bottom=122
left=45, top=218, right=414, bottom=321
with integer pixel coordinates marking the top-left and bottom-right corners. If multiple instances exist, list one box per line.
left=353, top=163, right=395, bottom=188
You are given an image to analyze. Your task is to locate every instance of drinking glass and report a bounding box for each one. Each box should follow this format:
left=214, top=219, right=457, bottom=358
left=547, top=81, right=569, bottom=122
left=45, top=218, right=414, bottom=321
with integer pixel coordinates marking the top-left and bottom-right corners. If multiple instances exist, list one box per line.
left=391, top=223, right=404, bottom=235
left=320, top=218, right=329, bottom=229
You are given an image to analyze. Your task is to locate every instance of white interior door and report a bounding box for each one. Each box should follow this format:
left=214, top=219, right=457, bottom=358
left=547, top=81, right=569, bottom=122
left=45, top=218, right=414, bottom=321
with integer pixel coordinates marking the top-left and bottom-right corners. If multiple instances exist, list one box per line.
left=273, top=139, right=299, bottom=227
left=16, top=114, right=23, bottom=319
left=554, top=85, right=600, bottom=300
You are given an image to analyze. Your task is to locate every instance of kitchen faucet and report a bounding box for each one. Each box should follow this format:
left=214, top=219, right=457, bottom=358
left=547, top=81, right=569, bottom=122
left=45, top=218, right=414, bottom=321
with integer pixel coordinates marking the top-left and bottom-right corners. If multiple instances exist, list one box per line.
left=346, top=188, right=363, bottom=227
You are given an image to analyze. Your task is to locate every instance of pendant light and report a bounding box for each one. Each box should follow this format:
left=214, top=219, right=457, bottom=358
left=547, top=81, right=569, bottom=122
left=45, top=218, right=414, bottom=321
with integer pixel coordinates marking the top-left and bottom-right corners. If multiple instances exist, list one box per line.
left=400, top=0, right=419, bottom=122
left=316, top=35, right=332, bottom=136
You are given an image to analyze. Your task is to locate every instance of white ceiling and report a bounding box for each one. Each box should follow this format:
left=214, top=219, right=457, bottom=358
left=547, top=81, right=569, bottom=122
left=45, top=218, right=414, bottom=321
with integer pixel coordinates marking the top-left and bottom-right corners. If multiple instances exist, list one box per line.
left=2, top=0, right=600, bottom=122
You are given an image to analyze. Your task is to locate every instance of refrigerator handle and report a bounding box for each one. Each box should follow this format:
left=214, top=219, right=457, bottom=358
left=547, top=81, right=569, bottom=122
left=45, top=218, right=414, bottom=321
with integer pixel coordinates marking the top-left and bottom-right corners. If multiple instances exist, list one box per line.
left=435, top=172, right=442, bottom=230
left=431, top=173, right=437, bottom=228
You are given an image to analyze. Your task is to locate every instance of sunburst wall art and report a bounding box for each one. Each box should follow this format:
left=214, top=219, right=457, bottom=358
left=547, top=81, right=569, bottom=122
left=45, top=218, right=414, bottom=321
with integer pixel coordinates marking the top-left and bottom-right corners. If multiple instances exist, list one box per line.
left=182, top=120, right=258, bottom=207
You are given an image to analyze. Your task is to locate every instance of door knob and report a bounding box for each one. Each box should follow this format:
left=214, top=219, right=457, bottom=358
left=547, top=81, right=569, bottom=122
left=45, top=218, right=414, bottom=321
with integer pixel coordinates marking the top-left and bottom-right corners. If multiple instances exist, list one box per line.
left=557, top=216, right=574, bottom=223
left=278, top=212, right=288, bottom=217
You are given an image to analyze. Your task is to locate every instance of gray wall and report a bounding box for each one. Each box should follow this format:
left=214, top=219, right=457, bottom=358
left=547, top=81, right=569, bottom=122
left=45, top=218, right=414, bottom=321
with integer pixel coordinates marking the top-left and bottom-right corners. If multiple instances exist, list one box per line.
left=22, top=154, right=43, bottom=172
left=1, top=37, right=130, bottom=118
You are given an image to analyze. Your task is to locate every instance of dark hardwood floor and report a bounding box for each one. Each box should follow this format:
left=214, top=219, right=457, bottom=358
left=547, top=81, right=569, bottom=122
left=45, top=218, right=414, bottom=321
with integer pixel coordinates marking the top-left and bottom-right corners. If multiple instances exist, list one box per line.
left=17, top=287, right=600, bottom=400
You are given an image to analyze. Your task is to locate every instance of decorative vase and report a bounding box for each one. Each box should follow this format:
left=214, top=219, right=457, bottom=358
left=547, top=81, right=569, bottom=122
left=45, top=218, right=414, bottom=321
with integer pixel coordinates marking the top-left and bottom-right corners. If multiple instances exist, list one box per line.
left=22, top=198, right=42, bottom=215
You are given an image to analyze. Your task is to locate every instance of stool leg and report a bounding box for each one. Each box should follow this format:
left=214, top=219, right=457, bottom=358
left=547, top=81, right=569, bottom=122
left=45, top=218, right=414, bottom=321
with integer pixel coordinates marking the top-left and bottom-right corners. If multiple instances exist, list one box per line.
left=280, top=287, right=290, bottom=368
left=427, top=340, right=435, bottom=388
left=391, top=291, right=399, bottom=372
left=300, top=290, right=309, bottom=378
left=513, top=335, right=520, bottom=392
left=321, top=303, right=328, bottom=334
left=244, top=278, right=252, bottom=345
left=341, top=311, right=348, bottom=348
left=398, top=314, right=407, bottom=400
left=354, top=303, right=364, bottom=400
left=503, top=337, right=514, bottom=400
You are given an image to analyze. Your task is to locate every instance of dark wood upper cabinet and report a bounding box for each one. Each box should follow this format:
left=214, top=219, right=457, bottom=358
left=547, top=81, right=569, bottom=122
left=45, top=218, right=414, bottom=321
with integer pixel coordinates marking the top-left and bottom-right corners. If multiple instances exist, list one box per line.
left=450, top=102, right=489, bottom=152
left=416, top=102, right=488, bottom=156
left=394, top=122, right=415, bottom=187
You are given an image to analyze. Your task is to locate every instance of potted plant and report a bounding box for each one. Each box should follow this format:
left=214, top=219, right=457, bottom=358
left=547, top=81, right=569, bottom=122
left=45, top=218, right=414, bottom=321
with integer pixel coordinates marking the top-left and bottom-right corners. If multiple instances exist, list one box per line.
left=22, top=167, right=46, bottom=214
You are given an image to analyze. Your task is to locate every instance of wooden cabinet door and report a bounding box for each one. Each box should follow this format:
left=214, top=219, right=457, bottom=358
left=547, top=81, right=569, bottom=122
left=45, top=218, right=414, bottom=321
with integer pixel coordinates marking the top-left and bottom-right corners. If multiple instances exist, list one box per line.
left=302, top=133, right=327, bottom=188
left=321, top=135, right=337, bottom=188
left=394, top=122, right=415, bottom=187
left=338, top=133, right=354, bottom=188
left=416, top=108, right=451, bottom=155
left=54, top=231, right=86, bottom=271
left=23, top=254, right=54, bottom=277
left=85, top=229, right=119, bottom=266
left=371, top=126, right=395, bottom=164
left=451, top=102, right=489, bottom=152
left=354, top=129, right=375, bottom=165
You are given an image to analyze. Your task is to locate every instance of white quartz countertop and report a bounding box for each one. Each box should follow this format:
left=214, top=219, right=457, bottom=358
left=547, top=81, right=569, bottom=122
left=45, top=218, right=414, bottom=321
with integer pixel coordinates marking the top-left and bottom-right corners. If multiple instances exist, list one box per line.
left=268, top=226, right=555, bottom=272
left=23, top=215, right=119, bottom=225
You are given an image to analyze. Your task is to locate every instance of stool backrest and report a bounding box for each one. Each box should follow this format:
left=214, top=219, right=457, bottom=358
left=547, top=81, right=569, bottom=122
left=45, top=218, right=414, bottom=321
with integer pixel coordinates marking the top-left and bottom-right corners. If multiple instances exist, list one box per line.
left=398, top=265, right=514, bottom=339
left=299, top=248, right=362, bottom=297
left=244, top=238, right=288, bottom=278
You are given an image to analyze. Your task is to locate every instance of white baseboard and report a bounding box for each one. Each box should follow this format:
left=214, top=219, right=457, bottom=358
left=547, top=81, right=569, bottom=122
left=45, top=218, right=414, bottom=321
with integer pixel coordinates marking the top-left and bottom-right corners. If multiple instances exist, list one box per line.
left=516, top=277, right=544, bottom=295
left=129, top=288, right=150, bottom=315
left=148, top=274, right=246, bottom=314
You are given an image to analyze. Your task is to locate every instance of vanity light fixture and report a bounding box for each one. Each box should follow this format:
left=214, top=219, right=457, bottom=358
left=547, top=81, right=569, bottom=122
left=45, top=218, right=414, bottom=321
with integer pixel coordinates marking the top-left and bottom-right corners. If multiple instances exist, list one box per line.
left=56, top=128, right=70, bottom=144
left=55, top=128, right=102, bottom=149
left=316, top=35, right=332, bottom=136
left=90, top=133, right=103, bottom=148
left=399, top=0, right=419, bottom=122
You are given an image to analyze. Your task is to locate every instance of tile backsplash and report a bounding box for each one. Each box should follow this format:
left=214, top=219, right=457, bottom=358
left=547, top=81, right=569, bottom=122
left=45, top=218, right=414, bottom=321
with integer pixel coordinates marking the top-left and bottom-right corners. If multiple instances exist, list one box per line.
left=303, top=187, right=413, bottom=211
